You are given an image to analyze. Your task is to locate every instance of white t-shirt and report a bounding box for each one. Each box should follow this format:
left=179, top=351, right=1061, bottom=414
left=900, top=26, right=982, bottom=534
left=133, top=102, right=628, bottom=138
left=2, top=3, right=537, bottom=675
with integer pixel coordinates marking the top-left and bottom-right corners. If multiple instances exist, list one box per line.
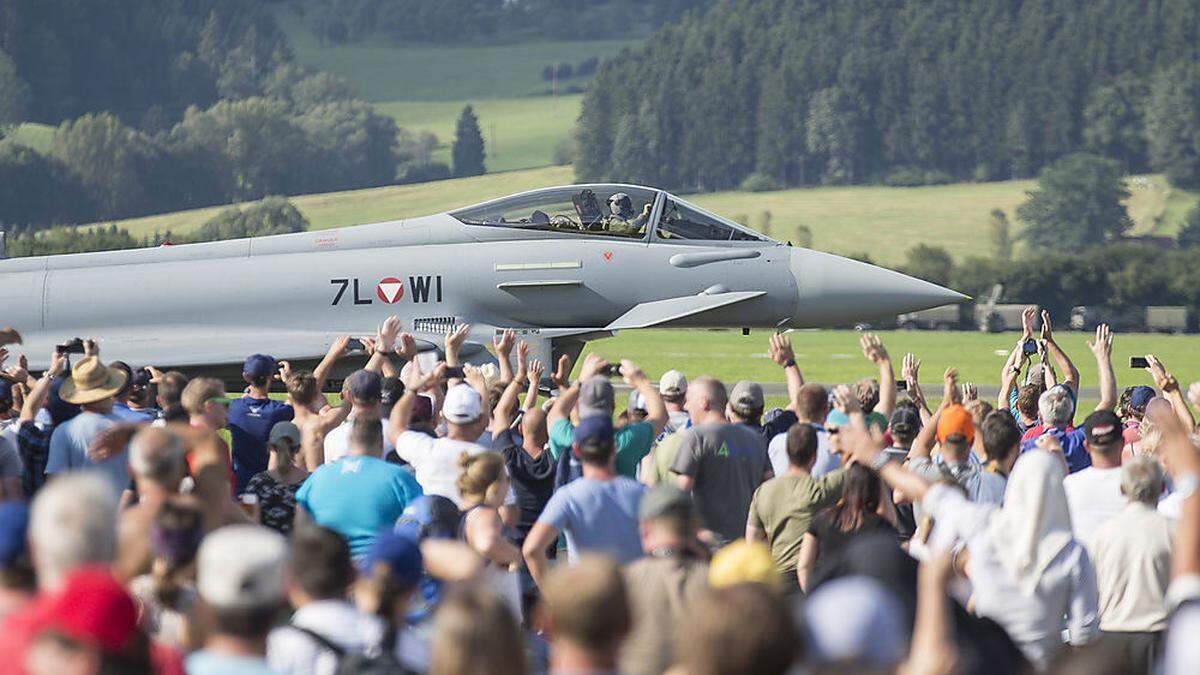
left=766, top=425, right=834, bottom=478
left=323, top=415, right=395, bottom=464
left=1063, top=466, right=1126, bottom=544
left=394, top=431, right=514, bottom=507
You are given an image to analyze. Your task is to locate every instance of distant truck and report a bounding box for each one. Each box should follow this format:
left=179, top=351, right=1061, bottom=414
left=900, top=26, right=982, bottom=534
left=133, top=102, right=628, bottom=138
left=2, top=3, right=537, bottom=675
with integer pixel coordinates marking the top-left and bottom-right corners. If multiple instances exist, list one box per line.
left=897, top=304, right=965, bottom=330
left=1071, top=305, right=1189, bottom=333
left=1147, top=306, right=1188, bottom=333
left=976, top=303, right=1032, bottom=332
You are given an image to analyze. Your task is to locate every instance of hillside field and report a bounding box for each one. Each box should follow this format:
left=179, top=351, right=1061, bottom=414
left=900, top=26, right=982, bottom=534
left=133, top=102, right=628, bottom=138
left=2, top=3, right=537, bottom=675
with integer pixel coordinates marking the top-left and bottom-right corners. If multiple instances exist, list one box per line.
left=1, top=123, right=55, bottom=153
left=376, top=96, right=580, bottom=173
left=87, top=167, right=1197, bottom=267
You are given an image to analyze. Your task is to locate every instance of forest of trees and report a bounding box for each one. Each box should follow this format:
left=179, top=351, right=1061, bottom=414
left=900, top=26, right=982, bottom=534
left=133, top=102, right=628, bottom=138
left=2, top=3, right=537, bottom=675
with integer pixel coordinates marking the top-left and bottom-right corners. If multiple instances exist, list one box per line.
left=304, top=0, right=712, bottom=44
left=0, top=0, right=446, bottom=231
left=577, top=0, right=1200, bottom=192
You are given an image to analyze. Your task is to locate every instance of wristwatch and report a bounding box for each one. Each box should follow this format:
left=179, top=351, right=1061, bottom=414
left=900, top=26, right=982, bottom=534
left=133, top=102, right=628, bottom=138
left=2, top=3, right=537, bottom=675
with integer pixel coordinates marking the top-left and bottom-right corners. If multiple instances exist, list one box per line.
left=871, top=452, right=894, bottom=473
left=783, top=358, right=797, bottom=369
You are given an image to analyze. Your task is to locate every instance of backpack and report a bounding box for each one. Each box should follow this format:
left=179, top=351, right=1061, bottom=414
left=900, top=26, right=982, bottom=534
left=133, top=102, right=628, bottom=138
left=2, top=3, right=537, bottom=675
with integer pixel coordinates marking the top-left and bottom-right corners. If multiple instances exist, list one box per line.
left=291, top=625, right=418, bottom=675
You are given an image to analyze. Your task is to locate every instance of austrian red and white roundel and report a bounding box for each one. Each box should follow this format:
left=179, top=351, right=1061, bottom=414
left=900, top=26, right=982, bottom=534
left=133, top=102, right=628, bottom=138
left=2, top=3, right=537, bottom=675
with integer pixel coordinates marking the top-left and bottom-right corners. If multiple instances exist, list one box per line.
left=377, top=277, right=404, bottom=303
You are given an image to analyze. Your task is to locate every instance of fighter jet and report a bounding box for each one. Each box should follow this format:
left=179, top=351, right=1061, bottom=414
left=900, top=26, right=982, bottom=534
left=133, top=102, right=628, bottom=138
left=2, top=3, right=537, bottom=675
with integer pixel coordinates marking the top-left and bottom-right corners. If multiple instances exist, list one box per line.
left=0, top=184, right=965, bottom=377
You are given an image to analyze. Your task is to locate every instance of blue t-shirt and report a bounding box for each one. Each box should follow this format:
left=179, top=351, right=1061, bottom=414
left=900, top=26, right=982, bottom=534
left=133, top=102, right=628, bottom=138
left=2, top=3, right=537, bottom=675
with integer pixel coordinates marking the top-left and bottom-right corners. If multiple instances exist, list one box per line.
left=537, top=475, right=645, bottom=564
left=1020, top=426, right=1091, bottom=474
left=296, top=455, right=423, bottom=558
left=45, top=411, right=129, bottom=495
left=112, top=402, right=160, bottom=423
left=227, top=396, right=293, bottom=492
left=186, top=651, right=278, bottom=675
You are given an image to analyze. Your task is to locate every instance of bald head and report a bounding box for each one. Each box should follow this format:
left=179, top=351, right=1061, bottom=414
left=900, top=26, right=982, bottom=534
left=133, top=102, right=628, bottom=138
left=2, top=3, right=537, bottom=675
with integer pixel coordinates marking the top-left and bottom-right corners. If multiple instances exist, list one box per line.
left=129, top=427, right=186, bottom=487
left=685, top=376, right=727, bottom=423
left=521, top=407, right=548, bottom=447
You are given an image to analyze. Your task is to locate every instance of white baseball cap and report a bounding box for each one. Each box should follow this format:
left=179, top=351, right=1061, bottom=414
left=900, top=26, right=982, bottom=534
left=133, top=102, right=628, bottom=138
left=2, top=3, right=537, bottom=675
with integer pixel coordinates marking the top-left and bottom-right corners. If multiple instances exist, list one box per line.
left=659, top=370, right=688, bottom=396
left=443, top=383, right=483, bottom=424
left=197, top=525, right=287, bottom=609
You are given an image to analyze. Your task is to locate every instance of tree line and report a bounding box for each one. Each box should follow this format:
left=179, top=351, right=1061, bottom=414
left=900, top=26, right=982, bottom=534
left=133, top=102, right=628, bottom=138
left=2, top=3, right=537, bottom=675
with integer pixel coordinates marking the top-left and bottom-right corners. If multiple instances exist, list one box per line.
left=576, top=0, right=1200, bottom=192
left=304, top=0, right=712, bottom=44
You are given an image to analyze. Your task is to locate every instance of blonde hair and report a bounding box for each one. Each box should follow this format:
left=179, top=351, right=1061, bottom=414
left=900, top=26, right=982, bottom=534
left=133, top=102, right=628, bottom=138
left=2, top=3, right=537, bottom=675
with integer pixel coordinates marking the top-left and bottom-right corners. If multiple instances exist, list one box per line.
left=457, top=452, right=507, bottom=504
left=1134, top=418, right=1163, bottom=459
left=181, top=377, right=224, bottom=416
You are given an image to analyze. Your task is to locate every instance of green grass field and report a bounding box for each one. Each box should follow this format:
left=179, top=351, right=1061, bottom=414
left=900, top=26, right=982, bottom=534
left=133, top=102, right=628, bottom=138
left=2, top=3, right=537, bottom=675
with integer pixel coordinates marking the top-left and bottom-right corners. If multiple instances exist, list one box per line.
left=376, top=96, right=580, bottom=173
left=577, top=329, right=1200, bottom=403
left=281, top=5, right=637, bottom=103
left=88, top=167, right=1198, bottom=267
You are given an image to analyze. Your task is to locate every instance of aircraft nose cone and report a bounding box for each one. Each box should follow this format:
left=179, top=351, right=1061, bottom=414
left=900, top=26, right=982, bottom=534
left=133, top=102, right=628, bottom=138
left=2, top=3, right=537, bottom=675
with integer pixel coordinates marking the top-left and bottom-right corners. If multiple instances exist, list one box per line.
left=788, top=248, right=968, bottom=327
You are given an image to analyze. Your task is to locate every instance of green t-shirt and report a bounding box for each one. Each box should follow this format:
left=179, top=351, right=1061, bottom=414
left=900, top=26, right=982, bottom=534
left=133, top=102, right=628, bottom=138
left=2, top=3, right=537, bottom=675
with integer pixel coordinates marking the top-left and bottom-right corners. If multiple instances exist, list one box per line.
left=649, top=433, right=685, bottom=486
left=746, top=468, right=846, bottom=573
left=549, top=418, right=656, bottom=478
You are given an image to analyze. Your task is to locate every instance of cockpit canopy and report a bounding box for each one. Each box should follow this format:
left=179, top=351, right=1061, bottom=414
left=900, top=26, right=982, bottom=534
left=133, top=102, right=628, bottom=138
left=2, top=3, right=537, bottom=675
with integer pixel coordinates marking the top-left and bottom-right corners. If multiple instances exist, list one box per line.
left=450, top=185, right=768, bottom=243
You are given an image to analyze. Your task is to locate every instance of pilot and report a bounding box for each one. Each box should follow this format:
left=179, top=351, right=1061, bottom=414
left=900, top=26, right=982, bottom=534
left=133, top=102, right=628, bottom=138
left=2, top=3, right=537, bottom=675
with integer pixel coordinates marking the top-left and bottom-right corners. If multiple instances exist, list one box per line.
left=603, top=192, right=652, bottom=235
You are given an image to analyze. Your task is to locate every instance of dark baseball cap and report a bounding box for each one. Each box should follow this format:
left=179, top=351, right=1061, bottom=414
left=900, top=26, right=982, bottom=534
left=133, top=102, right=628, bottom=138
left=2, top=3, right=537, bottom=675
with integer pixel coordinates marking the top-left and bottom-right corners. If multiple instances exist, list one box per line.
left=579, top=377, right=615, bottom=418
left=0, top=380, right=11, bottom=403
left=347, top=369, right=382, bottom=402
left=639, top=485, right=693, bottom=522
left=1129, top=386, right=1156, bottom=412
left=411, top=393, right=435, bottom=423
left=243, top=354, right=277, bottom=378
left=358, top=531, right=423, bottom=589
left=889, top=406, right=921, bottom=435
left=380, top=376, right=404, bottom=408
left=573, top=414, right=614, bottom=447
left=1083, top=409, right=1122, bottom=446
left=395, top=495, right=461, bottom=542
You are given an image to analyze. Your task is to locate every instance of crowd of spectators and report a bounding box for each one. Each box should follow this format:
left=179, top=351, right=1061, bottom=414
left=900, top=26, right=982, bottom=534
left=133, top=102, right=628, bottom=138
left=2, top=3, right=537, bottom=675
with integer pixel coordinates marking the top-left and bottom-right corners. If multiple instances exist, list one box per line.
left=0, top=306, right=1197, bottom=674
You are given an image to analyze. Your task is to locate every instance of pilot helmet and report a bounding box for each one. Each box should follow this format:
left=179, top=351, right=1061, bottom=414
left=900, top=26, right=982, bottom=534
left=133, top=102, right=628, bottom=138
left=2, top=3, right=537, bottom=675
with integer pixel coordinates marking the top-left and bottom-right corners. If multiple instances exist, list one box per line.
left=608, top=192, right=633, bottom=219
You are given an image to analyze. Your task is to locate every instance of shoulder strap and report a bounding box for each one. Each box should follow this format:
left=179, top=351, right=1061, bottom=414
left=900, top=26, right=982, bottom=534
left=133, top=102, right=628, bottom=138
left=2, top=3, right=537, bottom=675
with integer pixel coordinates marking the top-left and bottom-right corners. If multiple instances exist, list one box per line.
left=290, top=625, right=346, bottom=658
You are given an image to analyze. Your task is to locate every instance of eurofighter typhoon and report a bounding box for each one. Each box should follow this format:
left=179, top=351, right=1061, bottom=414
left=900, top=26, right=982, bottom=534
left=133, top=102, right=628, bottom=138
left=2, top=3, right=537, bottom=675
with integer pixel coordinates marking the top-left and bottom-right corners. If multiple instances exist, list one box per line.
left=0, top=185, right=966, bottom=375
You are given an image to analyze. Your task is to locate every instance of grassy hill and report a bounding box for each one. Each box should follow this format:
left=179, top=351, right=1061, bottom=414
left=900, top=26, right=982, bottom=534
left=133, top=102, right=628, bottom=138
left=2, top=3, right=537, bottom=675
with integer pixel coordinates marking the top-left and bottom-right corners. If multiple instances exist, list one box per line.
left=377, top=96, right=580, bottom=173
left=84, top=168, right=1197, bottom=266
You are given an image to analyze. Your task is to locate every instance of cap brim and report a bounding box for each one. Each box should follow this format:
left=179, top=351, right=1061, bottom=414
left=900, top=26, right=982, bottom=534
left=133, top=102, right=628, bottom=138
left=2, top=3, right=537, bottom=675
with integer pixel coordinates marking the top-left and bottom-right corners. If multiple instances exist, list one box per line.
left=59, top=369, right=128, bottom=405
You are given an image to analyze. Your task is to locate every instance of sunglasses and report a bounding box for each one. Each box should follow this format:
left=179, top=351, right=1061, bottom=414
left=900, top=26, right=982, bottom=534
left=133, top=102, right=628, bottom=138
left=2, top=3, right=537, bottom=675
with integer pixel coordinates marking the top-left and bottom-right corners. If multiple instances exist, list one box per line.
left=205, top=396, right=232, bottom=407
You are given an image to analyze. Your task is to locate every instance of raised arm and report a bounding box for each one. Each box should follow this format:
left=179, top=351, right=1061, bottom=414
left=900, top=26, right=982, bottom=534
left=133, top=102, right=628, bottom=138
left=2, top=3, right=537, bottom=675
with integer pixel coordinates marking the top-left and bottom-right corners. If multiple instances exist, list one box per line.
left=861, top=333, right=897, bottom=419
left=21, top=352, right=66, bottom=423
left=908, top=369, right=956, bottom=461
left=998, top=308, right=1033, bottom=412
left=444, top=323, right=471, bottom=387
left=1150, top=399, right=1200, bottom=580
left=899, top=554, right=959, bottom=675
left=768, top=333, right=804, bottom=410
left=623, top=360, right=667, bottom=437
left=464, top=365, right=492, bottom=430
left=548, top=353, right=602, bottom=428
left=490, top=366, right=526, bottom=435
left=902, top=353, right=932, bottom=422
left=1147, top=355, right=1195, bottom=431
left=491, top=329, right=516, bottom=385
left=1088, top=324, right=1116, bottom=412
left=388, top=364, right=446, bottom=444
left=1041, top=310, right=1079, bottom=395
left=523, top=359, right=543, bottom=412
left=313, top=335, right=352, bottom=392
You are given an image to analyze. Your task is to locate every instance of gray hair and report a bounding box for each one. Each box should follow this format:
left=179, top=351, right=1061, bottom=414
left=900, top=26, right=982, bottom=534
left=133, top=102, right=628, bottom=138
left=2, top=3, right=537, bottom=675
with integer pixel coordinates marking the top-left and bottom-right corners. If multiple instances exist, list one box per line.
left=1121, top=457, right=1164, bottom=504
left=30, top=473, right=118, bottom=590
left=1038, top=387, right=1074, bottom=427
left=129, top=427, right=186, bottom=485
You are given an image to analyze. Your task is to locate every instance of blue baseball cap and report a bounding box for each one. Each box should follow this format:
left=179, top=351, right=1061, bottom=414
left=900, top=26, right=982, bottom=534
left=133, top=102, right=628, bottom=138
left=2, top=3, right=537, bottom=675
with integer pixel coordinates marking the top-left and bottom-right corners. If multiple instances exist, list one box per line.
left=1130, top=385, right=1156, bottom=412
left=0, top=502, right=30, bottom=567
left=242, top=354, right=277, bottom=378
left=347, top=369, right=382, bottom=403
left=395, top=495, right=461, bottom=542
left=47, top=378, right=81, bottom=426
left=359, top=531, right=423, bottom=589
left=573, top=414, right=614, bottom=446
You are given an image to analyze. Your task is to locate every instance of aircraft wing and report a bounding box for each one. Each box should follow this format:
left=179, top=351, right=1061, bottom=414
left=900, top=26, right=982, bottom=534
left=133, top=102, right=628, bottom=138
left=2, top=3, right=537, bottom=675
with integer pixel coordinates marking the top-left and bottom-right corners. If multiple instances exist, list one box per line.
left=604, top=291, right=766, bottom=331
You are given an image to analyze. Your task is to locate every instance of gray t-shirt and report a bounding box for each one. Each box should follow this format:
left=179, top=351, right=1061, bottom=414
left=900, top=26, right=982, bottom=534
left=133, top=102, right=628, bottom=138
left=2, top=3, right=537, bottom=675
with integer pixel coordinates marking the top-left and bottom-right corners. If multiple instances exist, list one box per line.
left=671, top=422, right=768, bottom=543
left=0, top=434, right=21, bottom=479
left=537, top=475, right=645, bottom=564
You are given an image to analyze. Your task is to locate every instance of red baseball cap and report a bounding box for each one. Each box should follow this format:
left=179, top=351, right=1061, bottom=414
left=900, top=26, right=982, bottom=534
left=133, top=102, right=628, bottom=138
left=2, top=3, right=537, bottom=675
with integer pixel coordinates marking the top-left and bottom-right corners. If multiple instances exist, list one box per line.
left=27, top=566, right=139, bottom=654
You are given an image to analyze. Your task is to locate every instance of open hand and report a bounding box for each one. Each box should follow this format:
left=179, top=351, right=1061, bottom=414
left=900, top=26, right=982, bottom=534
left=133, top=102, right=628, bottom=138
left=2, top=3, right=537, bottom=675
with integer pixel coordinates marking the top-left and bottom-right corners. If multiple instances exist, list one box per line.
left=1021, top=306, right=1037, bottom=341
left=1145, top=355, right=1177, bottom=392
left=831, top=384, right=861, bottom=414
left=377, top=316, right=401, bottom=353
left=551, top=354, right=572, bottom=389
left=515, top=341, right=529, bottom=380
left=1087, top=323, right=1112, bottom=360
left=396, top=333, right=418, bottom=361
left=1040, top=310, right=1053, bottom=342
left=768, top=333, right=795, bottom=366
left=578, top=353, right=608, bottom=381
left=444, top=324, right=471, bottom=360
left=860, top=333, right=890, bottom=365
left=492, top=329, right=516, bottom=358
left=528, top=359, right=545, bottom=385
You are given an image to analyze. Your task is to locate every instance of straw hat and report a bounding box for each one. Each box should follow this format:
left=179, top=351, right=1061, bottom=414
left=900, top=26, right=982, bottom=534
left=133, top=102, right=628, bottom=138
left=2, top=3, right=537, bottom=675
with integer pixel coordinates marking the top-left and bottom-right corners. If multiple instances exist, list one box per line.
left=60, top=356, right=128, bottom=405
